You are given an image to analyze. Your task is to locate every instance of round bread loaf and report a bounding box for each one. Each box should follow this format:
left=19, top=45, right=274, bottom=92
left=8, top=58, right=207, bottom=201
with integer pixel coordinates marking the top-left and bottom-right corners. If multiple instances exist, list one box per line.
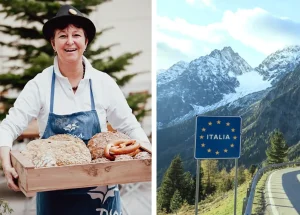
left=48, top=134, right=84, bottom=143
left=22, top=134, right=91, bottom=168
left=134, top=151, right=151, bottom=160
left=114, top=154, right=133, bottom=161
left=90, top=157, right=111, bottom=163
left=87, top=131, right=130, bottom=160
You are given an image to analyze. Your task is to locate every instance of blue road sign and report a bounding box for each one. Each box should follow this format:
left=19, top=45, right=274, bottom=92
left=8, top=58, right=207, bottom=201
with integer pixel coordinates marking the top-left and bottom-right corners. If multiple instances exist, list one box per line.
left=194, top=116, right=242, bottom=159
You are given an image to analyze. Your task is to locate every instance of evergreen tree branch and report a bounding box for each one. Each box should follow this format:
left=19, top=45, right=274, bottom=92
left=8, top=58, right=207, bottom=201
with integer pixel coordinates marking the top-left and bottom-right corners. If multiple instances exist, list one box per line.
left=0, top=1, right=150, bottom=123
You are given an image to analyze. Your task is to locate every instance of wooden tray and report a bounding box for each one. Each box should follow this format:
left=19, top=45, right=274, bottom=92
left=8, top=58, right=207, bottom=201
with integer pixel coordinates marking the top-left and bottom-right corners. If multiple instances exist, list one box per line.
left=10, top=150, right=151, bottom=197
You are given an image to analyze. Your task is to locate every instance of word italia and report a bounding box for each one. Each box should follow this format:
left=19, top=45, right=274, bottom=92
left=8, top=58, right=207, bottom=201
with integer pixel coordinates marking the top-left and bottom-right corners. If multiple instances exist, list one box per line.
left=206, top=134, right=230, bottom=140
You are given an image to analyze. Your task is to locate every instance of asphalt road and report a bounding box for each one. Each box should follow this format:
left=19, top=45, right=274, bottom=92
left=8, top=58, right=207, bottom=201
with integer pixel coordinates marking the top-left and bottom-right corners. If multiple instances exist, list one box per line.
left=265, top=166, right=300, bottom=215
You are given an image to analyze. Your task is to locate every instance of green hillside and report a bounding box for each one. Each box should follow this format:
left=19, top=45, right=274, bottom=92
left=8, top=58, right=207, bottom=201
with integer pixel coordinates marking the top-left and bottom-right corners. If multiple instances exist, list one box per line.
left=158, top=173, right=270, bottom=215
left=158, top=182, right=248, bottom=215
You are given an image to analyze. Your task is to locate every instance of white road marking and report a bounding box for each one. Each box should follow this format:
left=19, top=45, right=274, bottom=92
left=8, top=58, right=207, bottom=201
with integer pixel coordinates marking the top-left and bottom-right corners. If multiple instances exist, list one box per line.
left=297, top=174, right=300, bottom=183
left=267, top=170, right=279, bottom=215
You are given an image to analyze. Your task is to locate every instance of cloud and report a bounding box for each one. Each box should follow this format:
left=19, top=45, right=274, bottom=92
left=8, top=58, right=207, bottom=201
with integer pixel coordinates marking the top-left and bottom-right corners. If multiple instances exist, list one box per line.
left=185, top=0, right=216, bottom=9
left=157, top=16, right=225, bottom=44
left=185, top=0, right=195, bottom=4
left=157, top=42, right=192, bottom=70
left=222, top=8, right=300, bottom=54
left=157, top=8, right=300, bottom=55
left=201, top=0, right=216, bottom=10
left=156, top=31, right=193, bottom=54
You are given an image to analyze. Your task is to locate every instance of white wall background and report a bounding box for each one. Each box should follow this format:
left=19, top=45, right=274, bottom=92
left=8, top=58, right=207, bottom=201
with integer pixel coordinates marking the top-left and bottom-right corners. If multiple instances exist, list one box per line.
left=90, top=0, right=152, bottom=135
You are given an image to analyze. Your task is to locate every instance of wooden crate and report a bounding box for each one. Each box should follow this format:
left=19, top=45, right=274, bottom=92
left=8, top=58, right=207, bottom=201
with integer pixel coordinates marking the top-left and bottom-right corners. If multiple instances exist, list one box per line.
left=10, top=150, right=151, bottom=197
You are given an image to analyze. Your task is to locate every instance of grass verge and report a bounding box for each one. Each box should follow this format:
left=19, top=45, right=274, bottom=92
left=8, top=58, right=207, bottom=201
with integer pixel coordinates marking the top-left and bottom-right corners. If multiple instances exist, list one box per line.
left=251, top=171, right=271, bottom=215
left=157, top=182, right=249, bottom=215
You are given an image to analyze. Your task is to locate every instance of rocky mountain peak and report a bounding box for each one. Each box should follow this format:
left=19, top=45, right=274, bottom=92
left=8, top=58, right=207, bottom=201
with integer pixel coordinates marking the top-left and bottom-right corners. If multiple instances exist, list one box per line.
left=157, top=47, right=254, bottom=127
left=221, top=46, right=237, bottom=57
left=208, top=46, right=235, bottom=58
left=255, top=45, right=300, bottom=85
left=169, top=60, right=189, bottom=70
left=278, top=45, right=300, bottom=53
left=188, top=46, right=252, bottom=77
left=157, top=60, right=189, bottom=86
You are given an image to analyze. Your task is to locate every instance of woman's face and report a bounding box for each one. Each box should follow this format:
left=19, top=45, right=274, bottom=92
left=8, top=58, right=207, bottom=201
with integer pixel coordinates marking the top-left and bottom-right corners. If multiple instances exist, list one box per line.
left=51, top=24, right=88, bottom=64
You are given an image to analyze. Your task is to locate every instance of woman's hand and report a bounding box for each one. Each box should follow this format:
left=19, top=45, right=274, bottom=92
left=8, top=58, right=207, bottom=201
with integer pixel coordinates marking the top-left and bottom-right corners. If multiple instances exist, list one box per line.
left=3, top=165, right=20, bottom=191
left=0, top=146, right=20, bottom=191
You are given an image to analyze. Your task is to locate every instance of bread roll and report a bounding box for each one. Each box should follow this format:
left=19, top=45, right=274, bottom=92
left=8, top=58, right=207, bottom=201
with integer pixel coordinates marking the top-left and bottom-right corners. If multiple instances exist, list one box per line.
left=87, top=131, right=130, bottom=160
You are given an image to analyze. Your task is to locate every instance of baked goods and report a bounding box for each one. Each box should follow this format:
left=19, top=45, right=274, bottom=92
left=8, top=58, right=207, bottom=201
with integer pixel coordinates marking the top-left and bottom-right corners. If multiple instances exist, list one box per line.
left=87, top=131, right=130, bottom=160
left=90, top=157, right=111, bottom=163
left=109, top=139, right=140, bottom=155
left=134, top=151, right=151, bottom=160
left=22, top=131, right=151, bottom=167
left=128, top=148, right=141, bottom=157
left=104, top=139, right=140, bottom=160
left=22, top=134, right=91, bottom=168
left=114, top=155, right=133, bottom=161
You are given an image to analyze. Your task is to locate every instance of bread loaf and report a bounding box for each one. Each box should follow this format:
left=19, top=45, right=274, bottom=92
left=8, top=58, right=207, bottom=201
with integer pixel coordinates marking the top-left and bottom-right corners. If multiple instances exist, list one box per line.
left=134, top=151, right=151, bottom=160
left=87, top=131, right=130, bottom=160
left=22, top=134, right=91, bottom=168
left=114, top=154, right=133, bottom=161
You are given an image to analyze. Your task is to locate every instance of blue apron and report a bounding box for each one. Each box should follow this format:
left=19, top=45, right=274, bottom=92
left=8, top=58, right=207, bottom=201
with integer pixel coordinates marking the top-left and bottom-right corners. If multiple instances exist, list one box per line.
left=36, top=69, right=121, bottom=215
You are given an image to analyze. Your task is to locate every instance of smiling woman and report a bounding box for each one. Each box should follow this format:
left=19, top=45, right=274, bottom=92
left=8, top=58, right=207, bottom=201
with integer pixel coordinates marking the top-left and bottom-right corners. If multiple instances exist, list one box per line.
left=51, top=24, right=88, bottom=91
left=0, top=4, right=150, bottom=215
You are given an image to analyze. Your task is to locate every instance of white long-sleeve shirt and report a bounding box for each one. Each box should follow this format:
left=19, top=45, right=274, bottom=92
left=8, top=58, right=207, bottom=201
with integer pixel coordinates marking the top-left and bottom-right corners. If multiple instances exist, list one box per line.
left=0, top=56, right=149, bottom=148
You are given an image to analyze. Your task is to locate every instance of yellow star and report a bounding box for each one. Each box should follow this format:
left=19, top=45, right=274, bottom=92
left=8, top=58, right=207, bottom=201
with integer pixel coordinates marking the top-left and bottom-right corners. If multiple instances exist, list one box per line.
left=201, top=143, right=205, bottom=147
left=215, top=151, right=220, bottom=155
left=226, top=122, right=230, bottom=126
left=224, top=149, right=228, bottom=153
left=230, top=144, right=234, bottom=147
left=231, top=128, right=235, bottom=132
left=217, top=120, right=221, bottom=124
left=202, top=128, right=206, bottom=132
left=208, top=122, right=212, bottom=126
left=200, top=135, right=204, bottom=139
left=233, top=136, right=237, bottom=140
left=207, top=148, right=211, bottom=153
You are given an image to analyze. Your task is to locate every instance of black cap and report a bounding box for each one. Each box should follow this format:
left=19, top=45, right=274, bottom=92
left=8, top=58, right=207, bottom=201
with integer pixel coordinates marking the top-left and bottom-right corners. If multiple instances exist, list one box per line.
left=42, top=5, right=96, bottom=44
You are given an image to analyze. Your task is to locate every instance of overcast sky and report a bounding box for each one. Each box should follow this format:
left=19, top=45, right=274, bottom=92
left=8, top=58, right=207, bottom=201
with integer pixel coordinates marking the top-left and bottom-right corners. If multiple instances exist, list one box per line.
left=157, top=0, right=300, bottom=70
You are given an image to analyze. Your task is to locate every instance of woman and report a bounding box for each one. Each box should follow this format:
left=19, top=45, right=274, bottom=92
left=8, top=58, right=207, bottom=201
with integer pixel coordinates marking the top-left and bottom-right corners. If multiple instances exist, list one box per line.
left=0, top=4, right=150, bottom=215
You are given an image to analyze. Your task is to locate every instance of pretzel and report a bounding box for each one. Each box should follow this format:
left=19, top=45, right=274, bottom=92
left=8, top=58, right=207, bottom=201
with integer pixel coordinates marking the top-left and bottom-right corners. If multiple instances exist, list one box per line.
left=128, top=148, right=142, bottom=157
left=104, top=139, right=140, bottom=160
left=104, top=143, right=116, bottom=160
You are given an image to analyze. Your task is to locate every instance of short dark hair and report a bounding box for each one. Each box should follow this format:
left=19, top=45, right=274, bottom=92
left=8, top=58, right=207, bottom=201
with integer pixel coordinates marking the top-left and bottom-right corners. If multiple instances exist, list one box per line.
left=50, top=18, right=88, bottom=40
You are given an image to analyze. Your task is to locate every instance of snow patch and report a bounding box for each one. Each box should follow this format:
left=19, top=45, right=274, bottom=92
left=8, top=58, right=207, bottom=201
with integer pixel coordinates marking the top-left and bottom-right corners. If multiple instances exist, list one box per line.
left=160, top=70, right=271, bottom=129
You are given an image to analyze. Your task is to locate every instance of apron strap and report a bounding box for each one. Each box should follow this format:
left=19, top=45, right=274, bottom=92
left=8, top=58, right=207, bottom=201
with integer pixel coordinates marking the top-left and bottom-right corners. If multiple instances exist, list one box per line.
left=89, top=79, right=96, bottom=110
left=50, top=68, right=56, bottom=113
left=51, top=68, right=96, bottom=111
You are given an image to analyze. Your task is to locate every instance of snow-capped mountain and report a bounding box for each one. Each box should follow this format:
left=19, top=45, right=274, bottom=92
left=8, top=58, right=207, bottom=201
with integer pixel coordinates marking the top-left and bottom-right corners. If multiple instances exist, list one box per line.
left=157, top=69, right=167, bottom=75
left=157, top=45, right=300, bottom=130
left=256, top=45, right=300, bottom=85
left=201, top=46, right=253, bottom=76
left=157, top=61, right=189, bottom=86
left=157, top=46, right=255, bottom=128
left=158, top=70, right=272, bottom=129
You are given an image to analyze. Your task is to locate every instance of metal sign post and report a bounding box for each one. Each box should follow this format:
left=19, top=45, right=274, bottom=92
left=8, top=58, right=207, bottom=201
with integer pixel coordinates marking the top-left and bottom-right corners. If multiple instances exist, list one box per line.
left=195, top=160, right=200, bottom=215
left=234, top=158, right=238, bottom=215
left=194, top=116, right=242, bottom=215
